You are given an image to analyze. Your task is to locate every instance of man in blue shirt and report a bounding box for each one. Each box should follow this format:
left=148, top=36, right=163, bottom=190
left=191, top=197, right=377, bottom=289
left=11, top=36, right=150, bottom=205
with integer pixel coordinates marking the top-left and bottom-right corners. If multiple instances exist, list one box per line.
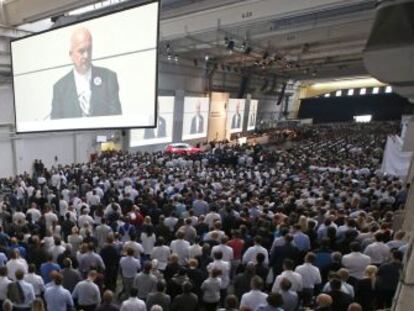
left=44, top=273, right=74, bottom=311
left=40, top=254, right=60, bottom=284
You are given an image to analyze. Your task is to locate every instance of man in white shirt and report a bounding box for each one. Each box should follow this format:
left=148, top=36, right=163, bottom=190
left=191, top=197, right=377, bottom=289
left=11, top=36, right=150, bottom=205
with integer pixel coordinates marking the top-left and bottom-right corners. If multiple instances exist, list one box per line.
left=72, top=270, right=101, bottom=310
left=211, top=236, right=234, bottom=263
left=0, top=267, right=11, bottom=305
left=240, top=276, right=268, bottom=311
left=272, top=259, right=303, bottom=293
left=242, top=236, right=269, bottom=266
left=120, top=248, right=141, bottom=299
left=295, top=252, right=321, bottom=306
left=207, top=250, right=231, bottom=299
left=51, top=27, right=122, bottom=119
left=8, top=270, right=35, bottom=310
left=342, top=242, right=371, bottom=281
left=24, top=265, right=45, bottom=297
left=120, top=288, right=146, bottom=311
left=364, top=232, right=391, bottom=265
left=170, top=231, right=190, bottom=265
left=6, top=250, right=28, bottom=281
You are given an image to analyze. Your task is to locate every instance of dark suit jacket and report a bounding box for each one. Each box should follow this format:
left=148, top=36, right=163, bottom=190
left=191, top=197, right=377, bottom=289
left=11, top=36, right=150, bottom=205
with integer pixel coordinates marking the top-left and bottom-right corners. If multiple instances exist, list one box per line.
left=249, top=112, right=256, bottom=126
left=144, top=116, right=167, bottom=139
left=231, top=112, right=241, bottom=129
left=51, top=66, right=122, bottom=119
left=190, top=114, right=204, bottom=134
left=327, top=290, right=353, bottom=311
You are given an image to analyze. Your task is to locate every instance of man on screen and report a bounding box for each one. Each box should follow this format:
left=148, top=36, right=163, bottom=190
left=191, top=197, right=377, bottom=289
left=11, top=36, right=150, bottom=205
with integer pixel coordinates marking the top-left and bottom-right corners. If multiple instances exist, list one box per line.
left=231, top=101, right=242, bottom=129
left=50, top=27, right=122, bottom=119
left=144, top=116, right=166, bottom=139
left=190, top=102, right=204, bottom=134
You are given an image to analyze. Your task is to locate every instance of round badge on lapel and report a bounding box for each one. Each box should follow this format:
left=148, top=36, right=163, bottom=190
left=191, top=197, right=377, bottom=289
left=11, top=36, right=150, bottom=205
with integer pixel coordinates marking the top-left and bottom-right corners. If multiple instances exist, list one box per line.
left=94, top=76, right=102, bottom=86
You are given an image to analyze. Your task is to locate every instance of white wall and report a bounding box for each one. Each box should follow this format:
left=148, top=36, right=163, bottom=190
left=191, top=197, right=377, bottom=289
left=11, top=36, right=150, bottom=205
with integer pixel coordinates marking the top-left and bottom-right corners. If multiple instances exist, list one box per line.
left=0, top=85, right=14, bottom=124
left=14, top=134, right=75, bottom=173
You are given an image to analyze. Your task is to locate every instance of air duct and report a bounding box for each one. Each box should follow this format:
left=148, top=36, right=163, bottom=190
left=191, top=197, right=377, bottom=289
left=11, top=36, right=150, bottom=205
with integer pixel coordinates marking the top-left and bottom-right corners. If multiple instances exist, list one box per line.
left=363, top=0, right=414, bottom=102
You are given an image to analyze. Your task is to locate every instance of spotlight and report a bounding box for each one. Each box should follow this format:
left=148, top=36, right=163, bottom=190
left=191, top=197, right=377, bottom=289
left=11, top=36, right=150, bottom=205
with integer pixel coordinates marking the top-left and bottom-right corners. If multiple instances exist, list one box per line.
left=204, top=55, right=209, bottom=62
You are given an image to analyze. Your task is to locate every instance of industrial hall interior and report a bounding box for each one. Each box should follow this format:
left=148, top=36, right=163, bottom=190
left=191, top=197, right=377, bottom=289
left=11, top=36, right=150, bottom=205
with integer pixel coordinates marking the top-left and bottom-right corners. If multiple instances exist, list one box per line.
left=0, top=0, right=413, bottom=311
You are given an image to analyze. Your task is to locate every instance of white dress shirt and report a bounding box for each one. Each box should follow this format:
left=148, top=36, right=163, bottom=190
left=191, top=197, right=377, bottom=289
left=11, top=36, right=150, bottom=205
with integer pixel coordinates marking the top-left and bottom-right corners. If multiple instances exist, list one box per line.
left=272, top=271, right=303, bottom=293
left=151, top=246, right=171, bottom=270
left=242, top=245, right=269, bottom=266
left=342, top=252, right=371, bottom=279
left=240, top=290, right=268, bottom=311
left=211, top=244, right=234, bottom=262
left=207, top=259, right=231, bottom=288
left=0, top=276, right=11, bottom=300
left=364, top=242, right=391, bottom=265
left=295, top=263, right=321, bottom=289
left=73, top=68, right=92, bottom=116
left=170, top=239, right=190, bottom=265
left=24, top=273, right=45, bottom=296
left=6, top=258, right=28, bottom=281
left=120, top=297, right=146, bottom=311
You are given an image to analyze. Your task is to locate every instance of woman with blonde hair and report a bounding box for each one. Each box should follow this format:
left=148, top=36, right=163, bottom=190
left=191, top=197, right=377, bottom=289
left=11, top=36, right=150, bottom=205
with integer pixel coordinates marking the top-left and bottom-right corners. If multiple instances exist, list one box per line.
left=355, top=265, right=378, bottom=311
left=31, top=298, right=45, bottom=311
left=298, top=215, right=308, bottom=232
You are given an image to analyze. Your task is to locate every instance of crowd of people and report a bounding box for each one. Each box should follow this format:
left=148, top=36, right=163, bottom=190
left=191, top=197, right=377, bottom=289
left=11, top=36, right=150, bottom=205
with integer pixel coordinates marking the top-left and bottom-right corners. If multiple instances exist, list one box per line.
left=0, top=121, right=409, bottom=311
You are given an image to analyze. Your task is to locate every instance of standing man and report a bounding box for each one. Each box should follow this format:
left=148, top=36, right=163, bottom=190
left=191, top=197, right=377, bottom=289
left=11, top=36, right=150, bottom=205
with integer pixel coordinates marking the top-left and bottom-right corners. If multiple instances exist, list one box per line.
left=51, top=27, right=122, bottom=119
left=44, top=273, right=74, bottom=311
left=7, top=270, right=35, bottom=311
left=72, top=270, right=101, bottom=311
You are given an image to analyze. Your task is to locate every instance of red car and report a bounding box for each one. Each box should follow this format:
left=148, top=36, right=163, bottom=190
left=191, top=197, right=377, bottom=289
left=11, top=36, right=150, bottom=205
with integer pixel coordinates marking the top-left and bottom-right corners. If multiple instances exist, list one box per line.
left=165, top=143, right=201, bottom=155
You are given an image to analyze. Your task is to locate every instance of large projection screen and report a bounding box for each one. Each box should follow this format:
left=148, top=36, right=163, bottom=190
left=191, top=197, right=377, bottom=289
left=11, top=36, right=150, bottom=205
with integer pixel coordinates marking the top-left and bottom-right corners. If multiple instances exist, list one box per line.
left=182, top=97, right=209, bottom=141
left=247, top=100, right=258, bottom=131
left=11, top=1, right=159, bottom=133
left=130, top=96, right=174, bottom=147
left=227, top=99, right=246, bottom=134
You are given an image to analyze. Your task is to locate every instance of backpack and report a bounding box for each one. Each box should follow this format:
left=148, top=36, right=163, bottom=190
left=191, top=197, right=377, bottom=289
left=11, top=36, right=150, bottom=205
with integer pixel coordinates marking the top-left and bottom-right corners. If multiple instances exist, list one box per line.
left=7, top=281, right=25, bottom=304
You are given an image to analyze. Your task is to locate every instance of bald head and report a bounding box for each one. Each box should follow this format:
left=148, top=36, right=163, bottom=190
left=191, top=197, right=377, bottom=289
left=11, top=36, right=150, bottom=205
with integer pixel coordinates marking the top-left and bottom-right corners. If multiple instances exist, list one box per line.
left=316, top=294, right=333, bottom=307
left=70, top=27, right=92, bottom=74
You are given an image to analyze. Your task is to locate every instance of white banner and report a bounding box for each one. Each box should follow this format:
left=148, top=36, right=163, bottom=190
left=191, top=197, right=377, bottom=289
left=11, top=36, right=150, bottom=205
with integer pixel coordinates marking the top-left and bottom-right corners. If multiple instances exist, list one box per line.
left=381, top=135, right=413, bottom=177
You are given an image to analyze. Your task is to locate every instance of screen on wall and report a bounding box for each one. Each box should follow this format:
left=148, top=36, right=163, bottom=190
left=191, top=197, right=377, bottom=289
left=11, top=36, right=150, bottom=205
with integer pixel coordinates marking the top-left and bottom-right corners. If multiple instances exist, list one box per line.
left=247, top=99, right=258, bottom=131
left=11, top=1, right=159, bottom=133
left=130, top=96, right=174, bottom=147
left=227, top=99, right=245, bottom=134
left=182, top=97, right=209, bottom=140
